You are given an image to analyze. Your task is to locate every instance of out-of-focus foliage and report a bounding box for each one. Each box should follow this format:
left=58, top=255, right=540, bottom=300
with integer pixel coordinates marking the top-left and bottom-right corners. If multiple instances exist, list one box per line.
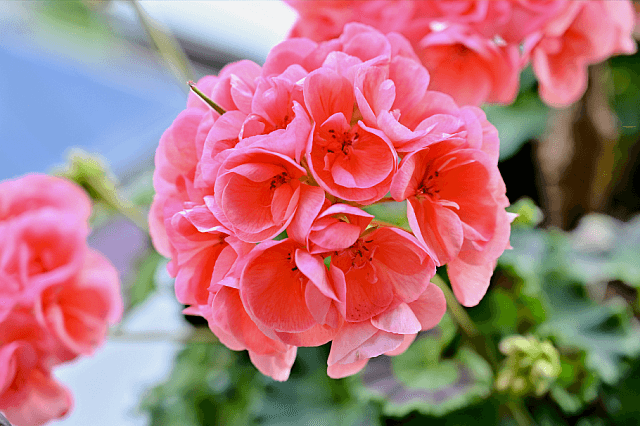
left=357, top=314, right=493, bottom=418
left=140, top=344, right=381, bottom=426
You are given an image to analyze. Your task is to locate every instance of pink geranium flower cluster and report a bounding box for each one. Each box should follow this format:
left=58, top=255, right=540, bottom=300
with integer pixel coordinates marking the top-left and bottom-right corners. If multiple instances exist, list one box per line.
left=0, top=175, right=122, bottom=426
left=287, top=0, right=637, bottom=108
left=150, top=23, right=512, bottom=381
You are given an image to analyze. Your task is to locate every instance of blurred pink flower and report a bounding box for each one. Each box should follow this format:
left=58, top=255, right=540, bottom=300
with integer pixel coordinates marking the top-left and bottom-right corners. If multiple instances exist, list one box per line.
left=526, top=0, right=637, bottom=107
left=0, top=174, right=122, bottom=425
left=287, top=0, right=637, bottom=107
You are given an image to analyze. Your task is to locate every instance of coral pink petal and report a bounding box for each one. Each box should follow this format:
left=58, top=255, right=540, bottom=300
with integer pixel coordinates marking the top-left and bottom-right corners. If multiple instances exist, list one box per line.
left=327, top=320, right=378, bottom=366
left=448, top=257, right=496, bottom=307
left=275, top=323, right=338, bottom=347
left=249, top=347, right=297, bottom=382
left=343, top=264, right=394, bottom=322
left=304, top=69, right=354, bottom=124
left=327, top=359, right=369, bottom=379
left=211, top=286, right=287, bottom=355
left=371, top=302, right=421, bottom=334
left=287, top=184, right=325, bottom=245
left=240, top=241, right=316, bottom=333
left=408, top=198, right=463, bottom=266
left=3, top=369, right=73, bottom=426
left=295, top=249, right=336, bottom=300
left=408, top=283, right=447, bottom=330
left=384, top=333, right=417, bottom=357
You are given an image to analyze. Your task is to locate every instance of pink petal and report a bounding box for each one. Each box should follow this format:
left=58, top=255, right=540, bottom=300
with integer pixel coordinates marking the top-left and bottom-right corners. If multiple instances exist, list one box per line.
left=384, top=333, right=417, bottom=356
left=408, top=283, right=447, bottom=330
left=240, top=240, right=316, bottom=333
left=304, top=69, right=354, bottom=125
left=371, top=303, right=421, bottom=334
left=287, top=184, right=325, bottom=246
left=408, top=197, right=463, bottom=265
left=327, top=321, right=378, bottom=366
left=295, top=249, right=336, bottom=300
left=448, top=257, right=496, bottom=307
left=249, top=347, right=297, bottom=381
left=327, top=359, right=369, bottom=379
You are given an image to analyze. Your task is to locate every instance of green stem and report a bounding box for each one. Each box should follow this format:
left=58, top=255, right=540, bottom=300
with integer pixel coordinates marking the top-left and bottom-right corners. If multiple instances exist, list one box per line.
left=88, top=177, right=149, bottom=232
left=432, top=274, right=479, bottom=337
left=432, top=274, right=499, bottom=370
left=129, top=0, right=194, bottom=87
left=506, top=400, right=534, bottom=426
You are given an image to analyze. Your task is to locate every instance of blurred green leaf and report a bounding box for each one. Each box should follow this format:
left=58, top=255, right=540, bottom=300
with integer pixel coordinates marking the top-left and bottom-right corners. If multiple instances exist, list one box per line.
left=550, top=350, right=599, bottom=415
left=565, top=214, right=640, bottom=288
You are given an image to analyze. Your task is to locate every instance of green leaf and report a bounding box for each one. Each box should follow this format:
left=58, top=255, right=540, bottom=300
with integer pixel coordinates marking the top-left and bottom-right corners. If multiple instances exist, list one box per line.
left=550, top=350, right=599, bottom=415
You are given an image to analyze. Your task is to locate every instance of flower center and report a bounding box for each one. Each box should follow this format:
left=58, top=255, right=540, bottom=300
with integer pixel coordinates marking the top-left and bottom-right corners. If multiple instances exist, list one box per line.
left=417, top=169, right=440, bottom=199
left=346, top=238, right=375, bottom=269
left=325, top=128, right=360, bottom=156
left=270, top=172, right=290, bottom=190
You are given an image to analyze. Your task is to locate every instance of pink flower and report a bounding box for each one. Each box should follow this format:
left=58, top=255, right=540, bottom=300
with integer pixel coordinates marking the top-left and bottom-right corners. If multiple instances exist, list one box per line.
left=416, top=24, right=521, bottom=106
left=150, top=22, right=515, bottom=380
left=391, top=138, right=509, bottom=306
left=287, top=0, right=637, bottom=107
left=0, top=341, right=72, bottom=426
left=240, top=239, right=342, bottom=338
left=527, top=0, right=637, bottom=107
left=329, top=227, right=436, bottom=322
left=0, top=174, right=122, bottom=425
left=36, top=250, right=123, bottom=360
left=327, top=282, right=446, bottom=378
left=211, top=148, right=310, bottom=242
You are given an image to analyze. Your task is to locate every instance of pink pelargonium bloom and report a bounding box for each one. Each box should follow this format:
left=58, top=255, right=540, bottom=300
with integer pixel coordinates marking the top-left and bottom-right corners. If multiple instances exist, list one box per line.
left=211, top=148, right=312, bottom=243
left=240, top=239, right=343, bottom=345
left=201, top=283, right=298, bottom=381
left=329, top=226, right=436, bottom=323
left=327, top=282, right=446, bottom=379
left=290, top=200, right=374, bottom=254
left=0, top=342, right=72, bottom=426
left=0, top=174, right=91, bottom=224
left=150, top=106, right=215, bottom=257
left=391, top=138, right=510, bottom=306
left=416, top=24, right=521, bottom=106
left=0, top=209, right=87, bottom=322
left=36, top=250, right=123, bottom=360
left=163, top=203, right=255, bottom=307
left=526, top=0, right=637, bottom=107
left=304, top=69, right=397, bottom=204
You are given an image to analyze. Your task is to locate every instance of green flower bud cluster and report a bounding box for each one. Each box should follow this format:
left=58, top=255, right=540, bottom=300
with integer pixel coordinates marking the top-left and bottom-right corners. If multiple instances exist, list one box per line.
left=53, top=148, right=118, bottom=204
left=495, top=335, right=561, bottom=397
left=508, top=197, right=543, bottom=229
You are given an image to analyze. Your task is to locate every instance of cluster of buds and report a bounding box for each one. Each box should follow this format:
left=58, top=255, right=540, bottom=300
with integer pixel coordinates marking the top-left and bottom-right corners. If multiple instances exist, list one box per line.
left=150, top=23, right=512, bottom=380
left=496, top=335, right=562, bottom=397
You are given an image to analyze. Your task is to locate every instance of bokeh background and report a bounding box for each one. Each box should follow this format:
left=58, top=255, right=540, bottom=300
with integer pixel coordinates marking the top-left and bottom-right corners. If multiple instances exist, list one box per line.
left=2, top=1, right=640, bottom=425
